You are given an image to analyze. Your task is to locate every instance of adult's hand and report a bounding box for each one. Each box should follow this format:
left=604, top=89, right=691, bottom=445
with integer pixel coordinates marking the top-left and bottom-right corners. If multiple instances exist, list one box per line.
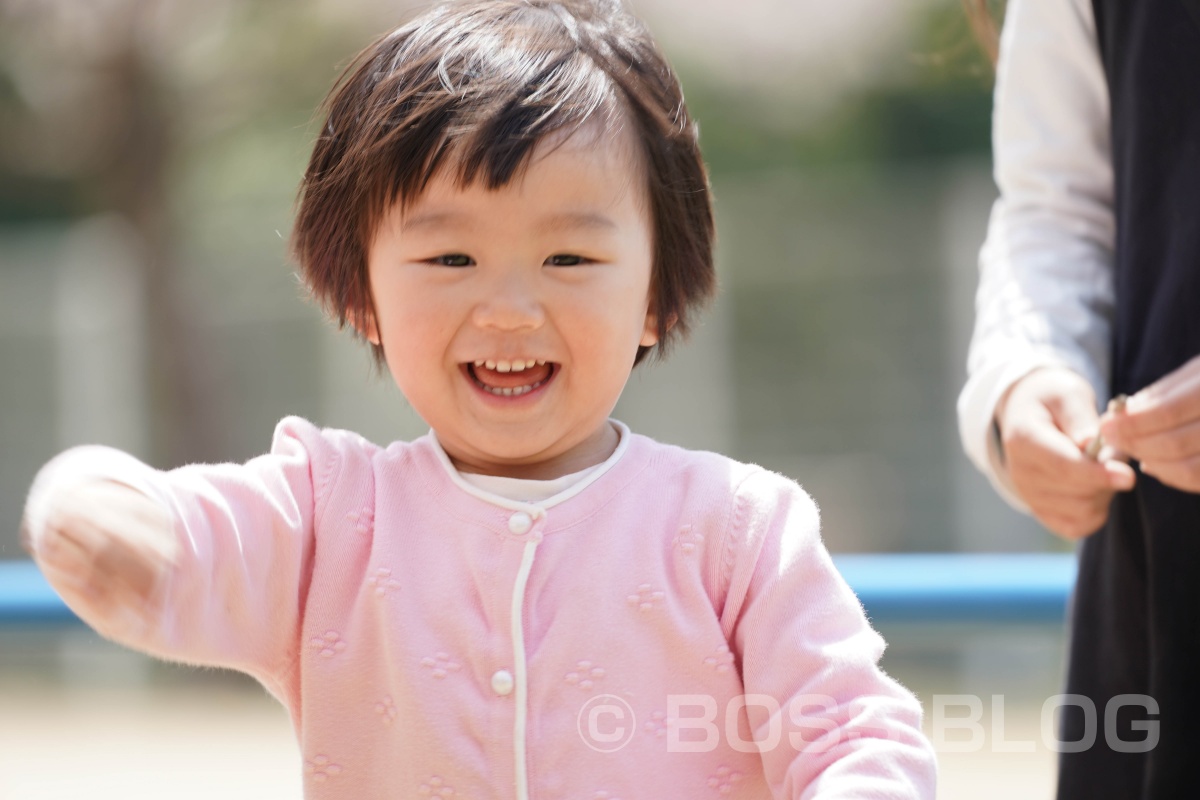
left=1101, top=354, right=1200, bottom=493
left=996, top=367, right=1136, bottom=539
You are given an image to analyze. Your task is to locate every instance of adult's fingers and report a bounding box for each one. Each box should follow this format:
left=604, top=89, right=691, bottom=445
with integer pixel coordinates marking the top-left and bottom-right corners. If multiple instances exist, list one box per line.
left=1034, top=507, right=1111, bottom=540
left=1005, top=419, right=1118, bottom=493
left=1045, top=382, right=1107, bottom=449
left=1113, top=418, right=1200, bottom=464
left=1141, top=454, right=1200, bottom=494
left=1018, top=478, right=1121, bottom=540
left=1110, top=356, right=1200, bottom=440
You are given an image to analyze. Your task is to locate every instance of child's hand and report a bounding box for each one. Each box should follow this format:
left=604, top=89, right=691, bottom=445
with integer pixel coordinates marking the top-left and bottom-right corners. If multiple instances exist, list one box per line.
left=996, top=367, right=1136, bottom=539
left=23, top=480, right=178, bottom=621
left=1100, top=354, right=1200, bottom=493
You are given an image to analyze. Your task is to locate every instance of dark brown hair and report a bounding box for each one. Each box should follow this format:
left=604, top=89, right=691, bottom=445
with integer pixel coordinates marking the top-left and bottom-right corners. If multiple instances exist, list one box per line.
left=291, top=0, right=715, bottom=366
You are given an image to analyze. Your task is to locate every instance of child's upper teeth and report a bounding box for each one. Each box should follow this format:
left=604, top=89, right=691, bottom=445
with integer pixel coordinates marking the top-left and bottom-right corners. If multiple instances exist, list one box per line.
left=475, top=358, right=546, bottom=372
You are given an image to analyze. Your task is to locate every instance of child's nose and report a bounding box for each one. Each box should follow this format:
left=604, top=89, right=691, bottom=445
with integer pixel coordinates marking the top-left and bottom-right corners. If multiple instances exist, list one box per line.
left=471, top=273, right=545, bottom=331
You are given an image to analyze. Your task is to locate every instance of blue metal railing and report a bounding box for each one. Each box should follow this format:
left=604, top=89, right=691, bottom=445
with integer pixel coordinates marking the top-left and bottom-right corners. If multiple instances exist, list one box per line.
left=0, top=560, right=78, bottom=625
left=1, top=554, right=1076, bottom=627
left=834, top=553, right=1075, bottom=623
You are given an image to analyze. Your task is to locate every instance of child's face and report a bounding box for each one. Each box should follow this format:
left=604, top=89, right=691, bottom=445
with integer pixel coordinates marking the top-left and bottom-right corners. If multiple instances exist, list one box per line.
left=363, top=125, right=658, bottom=478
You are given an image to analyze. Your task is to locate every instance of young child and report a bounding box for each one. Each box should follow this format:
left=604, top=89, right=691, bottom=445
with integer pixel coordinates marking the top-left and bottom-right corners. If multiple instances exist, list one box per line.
left=22, top=1, right=936, bottom=796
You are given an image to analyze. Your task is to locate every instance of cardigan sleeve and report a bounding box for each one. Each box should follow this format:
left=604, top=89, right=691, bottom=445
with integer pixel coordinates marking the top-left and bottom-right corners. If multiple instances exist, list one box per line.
left=23, top=416, right=349, bottom=692
left=957, top=0, right=1116, bottom=509
left=720, top=469, right=936, bottom=798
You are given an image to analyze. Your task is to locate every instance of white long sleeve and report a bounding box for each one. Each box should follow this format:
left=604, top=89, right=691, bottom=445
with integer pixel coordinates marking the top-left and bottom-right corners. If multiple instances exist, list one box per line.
left=957, top=0, right=1116, bottom=509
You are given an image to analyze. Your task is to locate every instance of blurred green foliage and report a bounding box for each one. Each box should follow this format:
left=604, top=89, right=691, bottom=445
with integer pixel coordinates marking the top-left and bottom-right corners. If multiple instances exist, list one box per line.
left=684, top=4, right=994, bottom=173
left=0, top=1, right=993, bottom=224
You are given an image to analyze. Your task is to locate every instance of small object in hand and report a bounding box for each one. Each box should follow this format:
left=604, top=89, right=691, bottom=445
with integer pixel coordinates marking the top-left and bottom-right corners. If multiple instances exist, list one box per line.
left=1084, top=394, right=1130, bottom=460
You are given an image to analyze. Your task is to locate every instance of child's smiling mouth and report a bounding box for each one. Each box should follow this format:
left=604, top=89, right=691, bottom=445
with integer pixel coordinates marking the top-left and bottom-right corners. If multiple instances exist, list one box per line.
left=465, top=359, right=556, bottom=397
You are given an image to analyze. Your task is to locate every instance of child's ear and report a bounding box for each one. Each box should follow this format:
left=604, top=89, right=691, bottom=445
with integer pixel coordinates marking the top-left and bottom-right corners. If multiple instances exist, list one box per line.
left=348, top=309, right=381, bottom=345
left=639, top=309, right=676, bottom=348
left=640, top=309, right=659, bottom=347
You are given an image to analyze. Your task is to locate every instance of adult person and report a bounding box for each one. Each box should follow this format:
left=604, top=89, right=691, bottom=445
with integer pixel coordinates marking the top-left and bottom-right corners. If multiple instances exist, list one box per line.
left=960, top=0, right=1200, bottom=796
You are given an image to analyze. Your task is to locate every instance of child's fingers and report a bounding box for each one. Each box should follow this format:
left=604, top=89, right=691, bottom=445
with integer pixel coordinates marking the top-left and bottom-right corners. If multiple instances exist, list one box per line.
left=36, top=480, right=177, bottom=612
left=36, top=517, right=136, bottom=617
left=35, top=519, right=102, bottom=594
left=41, top=528, right=166, bottom=624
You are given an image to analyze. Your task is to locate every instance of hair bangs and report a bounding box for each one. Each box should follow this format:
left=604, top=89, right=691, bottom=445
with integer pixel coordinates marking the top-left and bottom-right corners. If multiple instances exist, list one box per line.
left=372, top=27, right=626, bottom=215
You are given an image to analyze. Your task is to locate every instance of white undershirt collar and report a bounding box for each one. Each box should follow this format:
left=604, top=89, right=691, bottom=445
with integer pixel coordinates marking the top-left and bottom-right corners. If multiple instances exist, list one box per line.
left=428, top=420, right=631, bottom=511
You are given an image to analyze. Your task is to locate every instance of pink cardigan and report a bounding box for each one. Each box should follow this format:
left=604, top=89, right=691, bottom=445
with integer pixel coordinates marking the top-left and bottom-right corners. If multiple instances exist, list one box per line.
left=25, top=417, right=936, bottom=798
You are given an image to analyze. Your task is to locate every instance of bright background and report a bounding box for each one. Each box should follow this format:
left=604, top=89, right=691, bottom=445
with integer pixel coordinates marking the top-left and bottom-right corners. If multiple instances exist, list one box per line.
left=1, top=0, right=1067, bottom=797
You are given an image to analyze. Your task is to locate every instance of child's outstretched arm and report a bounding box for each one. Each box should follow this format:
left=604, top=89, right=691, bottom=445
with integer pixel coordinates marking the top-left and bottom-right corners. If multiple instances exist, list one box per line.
left=21, top=417, right=351, bottom=697
left=722, top=470, right=937, bottom=798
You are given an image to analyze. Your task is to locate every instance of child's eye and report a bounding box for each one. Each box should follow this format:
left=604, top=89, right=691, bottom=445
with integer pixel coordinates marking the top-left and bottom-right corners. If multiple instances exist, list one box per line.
left=429, top=254, right=474, bottom=267
left=545, top=254, right=588, bottom=267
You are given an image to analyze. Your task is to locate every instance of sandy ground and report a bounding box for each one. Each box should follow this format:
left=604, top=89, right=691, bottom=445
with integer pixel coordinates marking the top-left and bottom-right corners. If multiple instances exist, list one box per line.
left=0, top=684, right=1058, bottom=800
left=0, top=629, right=1060, bottom=799
left=0, top=680, right=300, bottom=800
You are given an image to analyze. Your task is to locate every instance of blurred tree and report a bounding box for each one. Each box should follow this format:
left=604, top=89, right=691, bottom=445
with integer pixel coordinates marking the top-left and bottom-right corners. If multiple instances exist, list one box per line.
left=681, top=2, right=993, bottom=174
left=0, top=0, right=364, bottom=466
left=0, top=0, right=220, bottom=466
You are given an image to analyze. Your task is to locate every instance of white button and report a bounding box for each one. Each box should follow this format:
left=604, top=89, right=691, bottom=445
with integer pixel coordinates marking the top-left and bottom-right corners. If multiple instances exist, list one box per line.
left=508, top=511, right=533, bottom=535
left=491, top=669, right=515, bottom=696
